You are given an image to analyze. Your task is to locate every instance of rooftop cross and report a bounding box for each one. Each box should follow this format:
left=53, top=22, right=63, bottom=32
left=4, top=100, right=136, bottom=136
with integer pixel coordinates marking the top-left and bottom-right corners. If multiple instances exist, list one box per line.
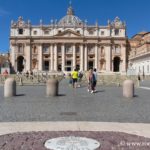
left=67, top=0, right=74, bottom=15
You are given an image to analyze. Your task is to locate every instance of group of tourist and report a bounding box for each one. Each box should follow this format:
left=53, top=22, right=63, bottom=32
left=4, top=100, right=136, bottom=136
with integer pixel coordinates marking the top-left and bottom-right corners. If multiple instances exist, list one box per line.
left=87, top=68, right=97, bottom=93
left=68, top=68, right=97, bottom=93
left=68, top=69, right=83, bottom=88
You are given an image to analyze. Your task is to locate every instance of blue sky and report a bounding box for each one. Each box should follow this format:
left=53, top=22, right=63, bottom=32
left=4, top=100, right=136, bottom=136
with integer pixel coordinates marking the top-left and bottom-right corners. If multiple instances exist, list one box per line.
left=0, top=0, right=150, bottom=52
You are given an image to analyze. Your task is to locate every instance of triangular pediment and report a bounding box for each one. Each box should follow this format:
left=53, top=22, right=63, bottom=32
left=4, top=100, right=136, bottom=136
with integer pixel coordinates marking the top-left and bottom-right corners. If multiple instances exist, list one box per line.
left=55, top=29, right=82, bottom=37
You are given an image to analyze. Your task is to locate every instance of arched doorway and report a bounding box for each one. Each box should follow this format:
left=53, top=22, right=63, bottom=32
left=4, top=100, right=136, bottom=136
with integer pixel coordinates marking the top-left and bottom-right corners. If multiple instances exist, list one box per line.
left=17, top=56, right=24, bottom=72
left=113, top=57, right=120, bottom=72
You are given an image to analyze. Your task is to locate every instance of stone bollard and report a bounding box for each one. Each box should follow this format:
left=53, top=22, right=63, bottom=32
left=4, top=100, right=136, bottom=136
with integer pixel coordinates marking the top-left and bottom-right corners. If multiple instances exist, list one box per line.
left=46, top=79, right=59, bottom=96
left=4, top=78, right=16, bottom=98
left=123, top=79, right=134, bottom=98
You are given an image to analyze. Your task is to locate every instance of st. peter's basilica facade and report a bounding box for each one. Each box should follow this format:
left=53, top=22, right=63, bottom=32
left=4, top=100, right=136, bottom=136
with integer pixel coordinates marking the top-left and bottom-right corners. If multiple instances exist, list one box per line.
left=10, top=5, right=127, bottom=73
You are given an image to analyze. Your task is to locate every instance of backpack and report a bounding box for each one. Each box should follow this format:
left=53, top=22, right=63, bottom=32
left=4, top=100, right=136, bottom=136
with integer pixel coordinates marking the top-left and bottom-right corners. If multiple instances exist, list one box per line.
left=79, top=72, right=83, bottom=78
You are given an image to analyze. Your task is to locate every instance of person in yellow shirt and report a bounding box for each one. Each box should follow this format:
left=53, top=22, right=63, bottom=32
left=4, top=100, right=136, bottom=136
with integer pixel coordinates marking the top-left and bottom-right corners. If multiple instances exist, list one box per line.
left=71, top=68, right=78, bottom=88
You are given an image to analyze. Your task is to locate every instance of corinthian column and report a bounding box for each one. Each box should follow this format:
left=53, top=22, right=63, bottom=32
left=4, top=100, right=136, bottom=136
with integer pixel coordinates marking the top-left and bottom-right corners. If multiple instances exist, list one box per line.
left=84, top=44, right=88, bottom=71
left=73, top=44, right=76, bottom=69
left=54, top=44, right=58, bottom=71
left=121, top=44, right=126, bottom=73
left=62, top=44, right=65, bottom=71
left=26, top=43, right=31, bottom=71
left=38, top=44, right=43, bottom=71
left=80, top=44, right=84, bottom=71
left=50, top=44, right=54, bottom=71
left=106, top=45, right=111, bottom=72
left=95, top=44, right=98, bottom=69
left=10, top=44, right=16, bottom=71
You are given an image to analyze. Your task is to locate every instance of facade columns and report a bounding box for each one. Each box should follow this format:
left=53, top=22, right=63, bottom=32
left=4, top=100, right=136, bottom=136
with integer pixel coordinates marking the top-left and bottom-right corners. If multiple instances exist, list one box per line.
left=121, top=44, right=126, bottom=73
left=38, top=44, right=43, bottom=71
left=106, top=45, right=111, bottom=72
left=95, top=44, right=98, bottom=69
left=80, top=44, right=84, bottom=71
left=10, top=45, right=16, bottom=71
left=26, top=44, right=31, bottom=71
left=50, top=44, right=54, bottom=71
left=84, top=44, right=88, bottom=71
left=62, top=44, right=65, bottom=71
left=54, top=44, right=58, bottom=71
left=73, top=44, right=76, bottom=69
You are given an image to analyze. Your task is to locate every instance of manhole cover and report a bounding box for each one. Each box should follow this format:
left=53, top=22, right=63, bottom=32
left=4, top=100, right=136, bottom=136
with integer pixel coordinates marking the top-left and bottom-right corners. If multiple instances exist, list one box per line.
left=44, top=136, right=100, bottom=150
left=60, top=112, right=77, bottom=116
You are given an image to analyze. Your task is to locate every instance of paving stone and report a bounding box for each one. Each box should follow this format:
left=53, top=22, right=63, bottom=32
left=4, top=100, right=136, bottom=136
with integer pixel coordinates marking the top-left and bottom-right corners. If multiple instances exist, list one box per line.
left=0, top=79, right=150, bottom=123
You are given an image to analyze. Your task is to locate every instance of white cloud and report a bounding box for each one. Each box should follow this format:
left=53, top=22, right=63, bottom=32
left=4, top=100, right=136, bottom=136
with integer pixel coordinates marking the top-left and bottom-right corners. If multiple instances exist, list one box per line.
left=0, top=8, right=10, bottom=16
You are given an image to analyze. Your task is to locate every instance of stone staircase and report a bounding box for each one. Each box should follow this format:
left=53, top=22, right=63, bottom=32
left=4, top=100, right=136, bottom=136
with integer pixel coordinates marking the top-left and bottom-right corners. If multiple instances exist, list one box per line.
left=0, top=74, right=64, bottom=86
left=0, top=72, right=141, bottom=87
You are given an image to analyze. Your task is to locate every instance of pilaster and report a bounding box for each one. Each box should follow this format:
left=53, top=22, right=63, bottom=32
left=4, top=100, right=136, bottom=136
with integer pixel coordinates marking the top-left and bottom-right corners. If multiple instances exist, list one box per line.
left=73, top=44, right=76, bottom=69
left=95, top=44, right=98, bottom=69
left=38, top=44, right=43, bottom=71
left=106, top=45, right=111, bottom=72
left=25, top=43, right=31, bottom=71
left=50, top=44, right=54, bottom=71
left=54, top=44, right=58, bottom=71
left=84, top=44, right=88, bottom=71
left=80, top=44, right=84, bottom=71
left=62, top=44, right=65, bottom=71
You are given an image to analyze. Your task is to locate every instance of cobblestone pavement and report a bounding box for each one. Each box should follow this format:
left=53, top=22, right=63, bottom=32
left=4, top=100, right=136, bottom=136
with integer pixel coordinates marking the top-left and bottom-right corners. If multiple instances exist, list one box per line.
left=0, top=131, right=150, bottom=150
left=140, top=79, right=150, bottom=88
left=0, top=79, right=150, bottom=150
left=0, top=79, right=150, bottom=123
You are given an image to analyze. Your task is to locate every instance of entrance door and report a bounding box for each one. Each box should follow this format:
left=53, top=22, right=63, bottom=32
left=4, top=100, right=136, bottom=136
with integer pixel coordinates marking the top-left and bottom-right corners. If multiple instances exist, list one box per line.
left=88, top=61, right=94, bottom=70
left=44, top=61, right=49, bottom=71
left=113, top=57, right=120, bottom=72
left=58, top=64, right=62, bottom=71
left=76, top=65, right=80, bottom=71
left=17, top=56, right=24, bottom=72
left=66, top=60, right=72, bottom=71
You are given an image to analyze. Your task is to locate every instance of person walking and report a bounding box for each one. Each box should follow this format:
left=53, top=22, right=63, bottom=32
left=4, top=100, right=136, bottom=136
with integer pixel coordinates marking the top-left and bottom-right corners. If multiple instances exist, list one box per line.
left=71, top=68, right=78, bottom=88
left=87, top=69, right=93, bottom=93
left=78, top=71, right=83, bottom=87
left=93, top=68, right=97, bottom=92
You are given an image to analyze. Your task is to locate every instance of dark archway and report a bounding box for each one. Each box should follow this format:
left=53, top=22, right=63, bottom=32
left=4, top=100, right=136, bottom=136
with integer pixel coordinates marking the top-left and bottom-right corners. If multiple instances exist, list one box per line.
left=17, top=56, right=24, bottom=72
left=113, top=57, right=120, bottom=72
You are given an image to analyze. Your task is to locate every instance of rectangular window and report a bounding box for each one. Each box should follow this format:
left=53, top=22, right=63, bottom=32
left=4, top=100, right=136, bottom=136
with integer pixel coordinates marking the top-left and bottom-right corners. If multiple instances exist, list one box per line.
left=76, top=46, right=80, bottom=53
left=18, top=29, right=23, bottom=35
left=43, top=46, right=49, bottom=53
left=115, top=29, right=119, bottom=36
left=33, top=30, right=37, bottom=35
left=57, top=46, right=61, bottom=53
left=89, top=31, right=93, bottom=35
left=44, top=31, right=49, bottom=35
left=65, top=45, right=72, bottom=53
left=101, top=31, right=104, bottom=35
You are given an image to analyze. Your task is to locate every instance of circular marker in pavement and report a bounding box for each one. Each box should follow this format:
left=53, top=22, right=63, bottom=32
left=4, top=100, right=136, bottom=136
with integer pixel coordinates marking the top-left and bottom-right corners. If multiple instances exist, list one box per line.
left=44, top=136, right=100, bottom=150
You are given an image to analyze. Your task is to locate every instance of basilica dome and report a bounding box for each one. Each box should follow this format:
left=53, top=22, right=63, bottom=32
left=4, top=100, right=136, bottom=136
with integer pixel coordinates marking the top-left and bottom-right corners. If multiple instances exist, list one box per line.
left=58, top=6, right=83, bottom=26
